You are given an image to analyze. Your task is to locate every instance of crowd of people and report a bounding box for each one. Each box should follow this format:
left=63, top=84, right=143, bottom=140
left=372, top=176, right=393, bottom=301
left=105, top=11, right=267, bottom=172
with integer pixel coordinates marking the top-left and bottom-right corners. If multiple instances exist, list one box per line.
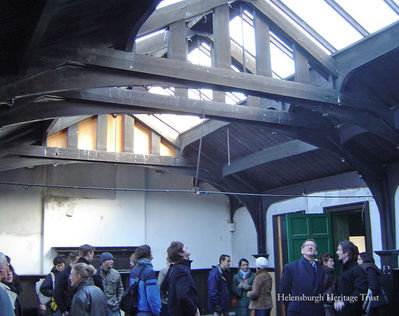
left=280, top=239, right=387, bottom=316
left=0, top=239, right=387, bottom=316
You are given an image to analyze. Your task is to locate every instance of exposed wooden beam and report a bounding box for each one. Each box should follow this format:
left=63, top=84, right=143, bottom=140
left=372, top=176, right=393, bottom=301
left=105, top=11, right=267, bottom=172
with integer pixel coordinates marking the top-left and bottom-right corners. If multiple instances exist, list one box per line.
left=67, top=124, right=78, bottom=148
left=19, top=0, right=59, bottom=72
left=2, top=48, right=340, bottom=106
left=168, top=19, right=188, bottom=97
left=223, top=140, right=317, bottom=177
left=47, top=116, right=90, bottom=136
left=135, top=31, right=168, bottom=56
left=124, top=115, right=135, bottom=153
left=0, top=157, right=76, bottom=173
left=178, top=120, right=229, bottom=151
left=213, top=4, right=231, bottom=102
left=6, top=145, right=193, bottom=169
left=61, top=88, right=332, bottom=131
left=335, top=21, right=399, bottom=88
left=150, top=131, right=161, bottom=155
left=138, top=0, right=234, bottom=37
left=96, top=115, right=107, bottom=151
left=247, top=0, right=338, bottom=77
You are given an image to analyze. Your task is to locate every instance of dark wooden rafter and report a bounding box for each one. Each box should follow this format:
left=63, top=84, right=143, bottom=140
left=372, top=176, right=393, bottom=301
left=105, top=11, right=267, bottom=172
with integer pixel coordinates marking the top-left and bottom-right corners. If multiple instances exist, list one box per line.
left=168, top=19, right=188, bottom=97
left=293, top=44, right=310, bottom=83
left=138, top=0, right=233, bottom=38
left=336, top=20, right=399, bottom=89
left=60, top=88, right=334, bottom=132
left=96, top=114, right=107, bottom=151
left=296, top=102, right=399, bottom=146
left=3, top=145, right=193, bottom=169
left=213, top=4, right=231, bottom=102
left=19, top=0, right=59, bottom=73
left=124, top=115, right=135, bottom=153
left=248, top=9, right=272, bottom=107
left=178, top=120, right=229, bottom=152
left=222, top=140, right=317, bottom=177
left=270, top=124, right=385, bottom=180
left=67, top=124, right=78, bottom=149
left=0, top=48, right=341, bottom=105
left=352, top=166, right=398, bottom=250
left=47, top=116, right=90, bottom=136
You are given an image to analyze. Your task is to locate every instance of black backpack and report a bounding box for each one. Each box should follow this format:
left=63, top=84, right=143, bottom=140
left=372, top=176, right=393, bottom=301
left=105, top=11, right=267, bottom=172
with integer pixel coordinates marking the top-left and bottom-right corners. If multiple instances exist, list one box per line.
left=120, top=265, right=146, bottom=315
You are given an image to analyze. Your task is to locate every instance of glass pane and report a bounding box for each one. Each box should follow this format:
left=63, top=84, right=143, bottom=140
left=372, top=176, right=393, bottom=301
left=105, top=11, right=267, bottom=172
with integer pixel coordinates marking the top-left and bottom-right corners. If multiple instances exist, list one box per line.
left=230, top=16, right=256, bottom=55
left=270, top=43, right=295, bottom=78
left=335, top=0, right=399, bottom=33
left=154, top=114, right=204, bottom=133
left=265, top=0, right=333, bottom=54
left=157, top=0, right=183, bottom=9
left=279, top=0, right=363, bottom=50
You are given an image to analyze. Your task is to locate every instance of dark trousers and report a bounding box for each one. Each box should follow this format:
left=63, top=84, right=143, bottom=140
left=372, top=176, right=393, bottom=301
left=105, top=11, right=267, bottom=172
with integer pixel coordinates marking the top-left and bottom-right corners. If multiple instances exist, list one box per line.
left=254, top=309, right=271, bottom=316
left=160, top=303, right=169, bottom=316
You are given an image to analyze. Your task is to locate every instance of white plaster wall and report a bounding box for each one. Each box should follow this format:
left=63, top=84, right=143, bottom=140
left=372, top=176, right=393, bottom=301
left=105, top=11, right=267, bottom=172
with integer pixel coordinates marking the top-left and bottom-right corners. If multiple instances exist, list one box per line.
left=231, top=207, right=257, bottom=268
left=0, top=185, right=42, bottom=274
left=41, top=167, right=230, bottom=272
left=266, top=187, right=382, bottom=268
left=145, top=170, right=231, bottom=270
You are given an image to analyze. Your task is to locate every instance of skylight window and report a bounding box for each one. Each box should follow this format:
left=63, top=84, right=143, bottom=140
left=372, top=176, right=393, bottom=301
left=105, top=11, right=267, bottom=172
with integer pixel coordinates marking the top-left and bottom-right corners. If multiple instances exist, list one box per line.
left=270, top=42, right=295, bottom=78
left=334, top=0, right=398, bottom=33
left=277, top=0, right=363, bottom=50
left=135, top=29, right=166, bottom=43
left=230, top=15, right=256, bottom=55
left=156, top=0, right=183, bottom=9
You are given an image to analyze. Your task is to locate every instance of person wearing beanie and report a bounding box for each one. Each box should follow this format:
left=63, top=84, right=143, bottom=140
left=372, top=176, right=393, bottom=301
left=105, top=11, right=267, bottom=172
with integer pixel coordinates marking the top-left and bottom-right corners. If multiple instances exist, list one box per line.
left=98, top=252, right=124, bottom=316
left=280, top=239, right=325, bottom=316
left=247, top=257, right=272, bottom=316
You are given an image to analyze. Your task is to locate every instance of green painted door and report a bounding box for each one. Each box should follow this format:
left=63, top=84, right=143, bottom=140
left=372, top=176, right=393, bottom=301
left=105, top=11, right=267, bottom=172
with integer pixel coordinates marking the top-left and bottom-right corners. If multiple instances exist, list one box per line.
left=286, top=213, right=333, bottom=262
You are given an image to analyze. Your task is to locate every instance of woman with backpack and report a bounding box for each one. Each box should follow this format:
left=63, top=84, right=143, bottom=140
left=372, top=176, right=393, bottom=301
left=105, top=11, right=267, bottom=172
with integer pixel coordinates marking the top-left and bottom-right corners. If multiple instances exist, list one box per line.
left=129, top=244, right=161, bottom=316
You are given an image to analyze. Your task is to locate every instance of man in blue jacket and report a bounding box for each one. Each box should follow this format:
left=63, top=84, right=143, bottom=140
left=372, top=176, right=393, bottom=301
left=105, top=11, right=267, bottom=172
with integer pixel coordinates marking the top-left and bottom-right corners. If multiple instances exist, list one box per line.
left=208, top=254, right=231, bottom=316
left=280, top=238, right=325, bottom=316
left=129, top=244, right=161, bottom=315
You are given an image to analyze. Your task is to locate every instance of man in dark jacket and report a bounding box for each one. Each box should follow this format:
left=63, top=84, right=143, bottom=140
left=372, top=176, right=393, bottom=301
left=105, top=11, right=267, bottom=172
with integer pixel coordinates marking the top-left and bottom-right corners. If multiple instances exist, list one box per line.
left=54, top=252, right=79, bottom=316
left=75, top=244, right=104, bottom=292
left=208, top=254, right=231, bottom=316
left=279, top=238, right=325, bottom=316
left=334, top=240, right=367, bottom=316
left=162, top=241, right=199, bottom=316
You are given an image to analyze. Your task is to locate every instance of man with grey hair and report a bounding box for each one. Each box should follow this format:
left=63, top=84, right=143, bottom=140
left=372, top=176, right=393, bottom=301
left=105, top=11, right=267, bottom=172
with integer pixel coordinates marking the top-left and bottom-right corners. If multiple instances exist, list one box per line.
left=0, top=252, right=15, bottom=315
